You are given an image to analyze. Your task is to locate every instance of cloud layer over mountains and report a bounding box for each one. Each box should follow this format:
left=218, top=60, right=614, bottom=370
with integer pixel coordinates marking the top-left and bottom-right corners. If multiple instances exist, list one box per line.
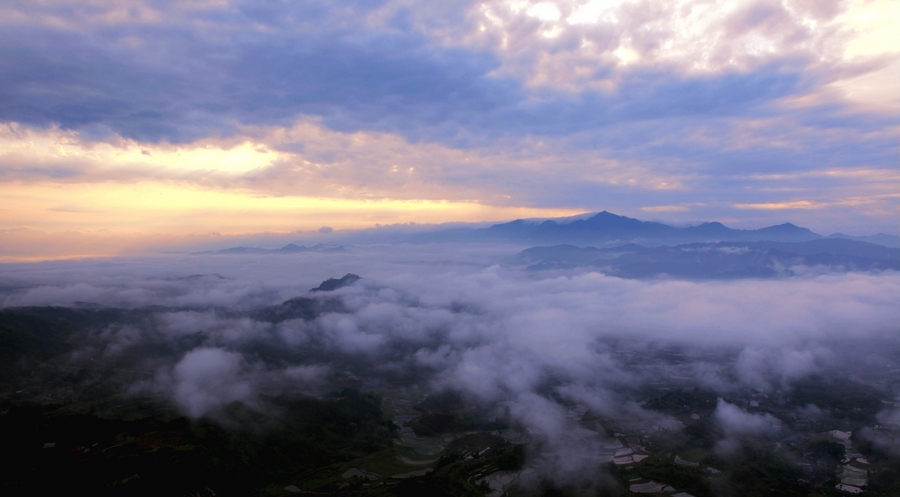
left=3, top=248, right=900, bottom=478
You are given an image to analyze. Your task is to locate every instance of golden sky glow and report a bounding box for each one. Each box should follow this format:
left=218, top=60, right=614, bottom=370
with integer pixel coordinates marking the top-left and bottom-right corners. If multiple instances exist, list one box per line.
left=0, top=180, right=581, bottom=259
left=3, top=181, right=578, bottom=232
left=0, top=0, right=898, bottom=260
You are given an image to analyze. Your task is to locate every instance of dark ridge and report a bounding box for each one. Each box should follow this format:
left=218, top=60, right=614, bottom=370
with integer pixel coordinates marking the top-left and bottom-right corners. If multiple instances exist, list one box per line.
left=311, top=273, right=361, bottom=292
left=251, top=296, right=348, bottom=323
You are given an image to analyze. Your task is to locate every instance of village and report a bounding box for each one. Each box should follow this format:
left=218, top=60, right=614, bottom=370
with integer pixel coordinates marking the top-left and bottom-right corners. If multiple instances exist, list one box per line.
left=3, top=304, right=900, bottom=497
left=266, top=365, right=900, bottom=497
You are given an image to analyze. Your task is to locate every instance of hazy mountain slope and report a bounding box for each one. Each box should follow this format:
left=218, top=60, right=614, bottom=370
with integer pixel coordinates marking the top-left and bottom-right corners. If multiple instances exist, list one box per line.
left=429, top=211, right=825, bottom=245
left=510, top=240, right=900, bottom=278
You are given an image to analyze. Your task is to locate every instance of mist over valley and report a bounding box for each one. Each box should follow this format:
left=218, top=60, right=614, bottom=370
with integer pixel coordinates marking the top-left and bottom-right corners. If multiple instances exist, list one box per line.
left=2, top=212, right=900, bottom=496
left=3, top=0, right=898, bottom=493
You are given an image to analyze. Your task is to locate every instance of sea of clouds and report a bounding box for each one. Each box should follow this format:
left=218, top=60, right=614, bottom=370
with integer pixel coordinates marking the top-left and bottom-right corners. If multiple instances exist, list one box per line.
left=2, top=244, right=899, bottom=484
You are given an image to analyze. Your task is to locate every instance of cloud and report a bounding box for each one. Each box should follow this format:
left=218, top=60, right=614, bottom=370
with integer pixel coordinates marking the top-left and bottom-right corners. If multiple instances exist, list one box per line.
left=2, top=0, right=898, bottom=242
left=1, top=1, right=893, bottom=143
left=0, top=1, right=505, bottom=143
left=4, top=249, right=900, bottom=484
left=857, top=407, right=900, bottom=456
left=158, top=347, right=257, bottom=419
left=713, top=398, right=783, bottom=457
left=735, top=346, right=826, bottom=391
left=715, top=399, right=782, bottom=438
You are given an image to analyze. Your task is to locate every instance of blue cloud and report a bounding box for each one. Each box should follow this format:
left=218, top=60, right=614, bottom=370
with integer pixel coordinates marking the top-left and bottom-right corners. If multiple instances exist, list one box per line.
left=0, top=1, right=864, bottom=147
left=0, top=0, right=896, bottom=235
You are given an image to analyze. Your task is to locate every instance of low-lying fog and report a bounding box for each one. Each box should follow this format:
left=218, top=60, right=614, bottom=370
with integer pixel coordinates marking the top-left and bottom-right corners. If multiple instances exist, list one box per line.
left=2, top=243, right=899, bottom=486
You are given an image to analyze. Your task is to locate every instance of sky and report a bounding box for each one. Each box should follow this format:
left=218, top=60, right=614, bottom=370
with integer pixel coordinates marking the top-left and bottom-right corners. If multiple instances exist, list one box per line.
left=1, top=0, right=898, bottom=259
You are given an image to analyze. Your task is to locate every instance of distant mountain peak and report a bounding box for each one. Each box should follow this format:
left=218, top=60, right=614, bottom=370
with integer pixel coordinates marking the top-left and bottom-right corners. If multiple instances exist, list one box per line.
left=766, top=222, right=799, bottom=229
left=277, top=243, right=308, bottom=252
left=697, top=222, right=726, bottom=228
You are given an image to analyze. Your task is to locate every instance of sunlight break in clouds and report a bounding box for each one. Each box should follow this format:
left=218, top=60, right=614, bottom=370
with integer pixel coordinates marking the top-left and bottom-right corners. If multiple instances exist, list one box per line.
left=475, top=0, right=898, bottom=78
left=0, top=124, right=283, bottom=175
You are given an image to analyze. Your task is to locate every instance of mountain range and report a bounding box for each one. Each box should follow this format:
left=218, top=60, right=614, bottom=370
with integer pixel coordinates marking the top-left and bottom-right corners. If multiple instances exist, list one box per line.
left=203, top=211, right=899, bottom=253
left=471, top=211, right=897, bottom=246
left=196, top=243, right=346, bottom=255
left=387, top=211, right=896, bottom=247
